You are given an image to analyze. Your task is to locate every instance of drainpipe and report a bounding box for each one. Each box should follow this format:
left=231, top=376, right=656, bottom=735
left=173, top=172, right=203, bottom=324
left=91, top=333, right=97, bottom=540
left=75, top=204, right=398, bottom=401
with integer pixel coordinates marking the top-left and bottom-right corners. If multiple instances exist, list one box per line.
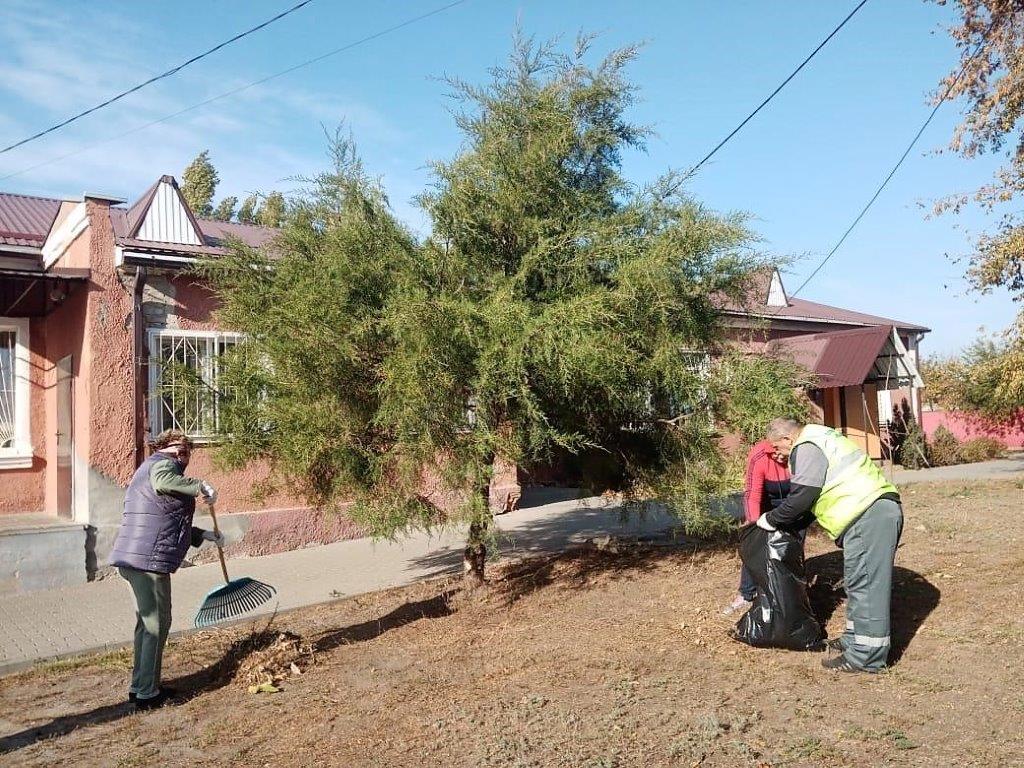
left=131, top=266, right=148, bottom=468
left=913, top=331, right=924, bottom=423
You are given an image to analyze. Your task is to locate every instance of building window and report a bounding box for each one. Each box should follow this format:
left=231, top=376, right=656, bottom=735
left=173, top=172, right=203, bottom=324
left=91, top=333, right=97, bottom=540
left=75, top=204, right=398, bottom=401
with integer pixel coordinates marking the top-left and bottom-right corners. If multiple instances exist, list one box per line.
left=148, top=330, right=241, bottom=440
left=0, top=332, right=15, bottom=446
left=622, top=351, right=713, bottom=432
left=676, top=350, right=712, bottom=417
left=0, top=318, right=32, bottom=469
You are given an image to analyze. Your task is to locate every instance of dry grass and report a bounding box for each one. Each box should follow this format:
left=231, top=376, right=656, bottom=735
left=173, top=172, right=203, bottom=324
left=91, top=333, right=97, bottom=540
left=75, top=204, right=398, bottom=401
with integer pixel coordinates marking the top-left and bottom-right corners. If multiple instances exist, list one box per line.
left=1, top=480, right=1022, bottom=767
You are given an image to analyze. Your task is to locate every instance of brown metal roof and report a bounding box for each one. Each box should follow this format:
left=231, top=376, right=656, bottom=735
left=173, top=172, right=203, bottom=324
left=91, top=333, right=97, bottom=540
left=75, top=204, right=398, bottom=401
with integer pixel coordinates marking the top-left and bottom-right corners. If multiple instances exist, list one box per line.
left=194, top=218, right=277, bottom=249
left=2, top=180, right=276, bottom=263
left=0, top=192, right=63, bottom=248
left=111, top=207, right=276, bottom=258
left=124, top=177, right=162, bottom=236
left=720, top=267, right=929, bottom=333
left=749, top=297, right=929, bottom=333
left=769, top=325, right=894, bottom=389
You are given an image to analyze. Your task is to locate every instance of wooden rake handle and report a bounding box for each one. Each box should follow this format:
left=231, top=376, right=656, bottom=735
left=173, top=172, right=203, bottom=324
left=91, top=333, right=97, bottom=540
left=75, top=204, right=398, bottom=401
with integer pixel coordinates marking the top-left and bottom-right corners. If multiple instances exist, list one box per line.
left=207, top=502, right=230, bottom=584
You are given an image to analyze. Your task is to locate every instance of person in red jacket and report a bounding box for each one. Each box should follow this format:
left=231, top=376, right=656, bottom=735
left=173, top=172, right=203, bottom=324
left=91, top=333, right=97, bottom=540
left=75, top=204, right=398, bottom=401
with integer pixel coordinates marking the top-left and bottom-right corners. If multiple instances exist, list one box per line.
left=722, top=439, right=792, bottom=614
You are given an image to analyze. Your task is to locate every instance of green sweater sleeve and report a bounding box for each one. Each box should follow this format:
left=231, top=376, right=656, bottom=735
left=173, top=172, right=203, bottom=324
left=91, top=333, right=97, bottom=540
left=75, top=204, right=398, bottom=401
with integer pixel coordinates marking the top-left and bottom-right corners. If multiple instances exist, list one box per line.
left=150, top=457, right=202, bottom=497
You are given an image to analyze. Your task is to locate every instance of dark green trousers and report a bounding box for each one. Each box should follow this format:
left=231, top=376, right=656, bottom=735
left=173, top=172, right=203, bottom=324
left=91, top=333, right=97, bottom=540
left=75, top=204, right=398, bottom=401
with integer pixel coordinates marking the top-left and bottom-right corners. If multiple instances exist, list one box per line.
left=118, top=566, right=172, bottom=700
left=838, top=498, right=904, bottom=670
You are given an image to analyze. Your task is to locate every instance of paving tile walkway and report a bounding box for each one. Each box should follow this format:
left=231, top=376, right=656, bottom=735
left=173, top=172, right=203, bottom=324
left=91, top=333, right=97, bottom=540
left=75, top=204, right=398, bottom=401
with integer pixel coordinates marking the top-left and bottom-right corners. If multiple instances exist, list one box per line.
left=0, top=492, right=678, bottom=674
left=891, top=453, right=1024, bottom=485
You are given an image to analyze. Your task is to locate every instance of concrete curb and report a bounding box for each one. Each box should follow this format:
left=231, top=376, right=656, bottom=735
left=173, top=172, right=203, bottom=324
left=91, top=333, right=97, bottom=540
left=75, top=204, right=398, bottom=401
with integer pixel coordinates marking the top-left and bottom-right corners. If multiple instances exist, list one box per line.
left=0, top=579, right=442, bottom=678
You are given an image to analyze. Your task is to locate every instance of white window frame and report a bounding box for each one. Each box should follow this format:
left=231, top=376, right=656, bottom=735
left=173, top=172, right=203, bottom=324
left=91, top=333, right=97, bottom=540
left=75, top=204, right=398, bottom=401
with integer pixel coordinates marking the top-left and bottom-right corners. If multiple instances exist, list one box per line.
left=0, top=317, right=33, bottom=469
left=147, top=328, right=242, bottom=442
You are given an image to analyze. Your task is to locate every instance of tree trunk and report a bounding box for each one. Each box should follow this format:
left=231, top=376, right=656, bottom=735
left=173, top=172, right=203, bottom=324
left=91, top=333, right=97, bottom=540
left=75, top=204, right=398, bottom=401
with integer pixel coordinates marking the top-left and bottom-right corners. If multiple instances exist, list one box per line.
left=463, top=519, right=487, bottom=588
left=463, top=457, right=504, bottom=587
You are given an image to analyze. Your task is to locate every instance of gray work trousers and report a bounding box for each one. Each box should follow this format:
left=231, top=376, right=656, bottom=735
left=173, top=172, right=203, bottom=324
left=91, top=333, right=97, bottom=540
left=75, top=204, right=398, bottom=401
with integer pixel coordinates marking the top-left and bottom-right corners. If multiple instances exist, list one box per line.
left=118, top=566, right=172, bottom=700
left=838, top=497, right=904, bottom=671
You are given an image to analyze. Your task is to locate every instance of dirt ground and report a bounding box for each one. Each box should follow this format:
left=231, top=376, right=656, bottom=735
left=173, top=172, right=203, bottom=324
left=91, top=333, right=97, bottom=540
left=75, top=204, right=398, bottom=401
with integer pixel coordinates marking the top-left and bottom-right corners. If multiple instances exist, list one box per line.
left=1, top=480, right=1022, bottom=767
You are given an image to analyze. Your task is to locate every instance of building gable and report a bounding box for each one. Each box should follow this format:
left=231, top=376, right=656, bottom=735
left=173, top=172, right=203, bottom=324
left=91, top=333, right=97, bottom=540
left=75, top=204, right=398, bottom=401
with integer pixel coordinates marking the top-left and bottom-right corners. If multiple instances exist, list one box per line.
left=130, top=176, right=204, bottom=246
left=767, top=268, right=788, bottom=307
left=42, top=201, right=89, bottom=268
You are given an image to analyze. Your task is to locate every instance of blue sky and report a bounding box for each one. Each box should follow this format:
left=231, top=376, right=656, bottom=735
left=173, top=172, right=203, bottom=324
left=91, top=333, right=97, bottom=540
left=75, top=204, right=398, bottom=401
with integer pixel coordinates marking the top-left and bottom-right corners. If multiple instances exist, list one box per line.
left=0, top=0, right=1017, bottom=354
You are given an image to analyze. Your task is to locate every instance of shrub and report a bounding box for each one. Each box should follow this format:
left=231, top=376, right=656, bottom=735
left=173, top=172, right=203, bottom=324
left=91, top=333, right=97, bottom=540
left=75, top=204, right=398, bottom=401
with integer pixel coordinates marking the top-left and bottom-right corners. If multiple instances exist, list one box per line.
left=928, top=426, right=963, bottom=467
left=899, top=422, right=929, bottom=470
left=959, top=437, right=1006, bottom=463
left=886, top=399, right=915, bottom=462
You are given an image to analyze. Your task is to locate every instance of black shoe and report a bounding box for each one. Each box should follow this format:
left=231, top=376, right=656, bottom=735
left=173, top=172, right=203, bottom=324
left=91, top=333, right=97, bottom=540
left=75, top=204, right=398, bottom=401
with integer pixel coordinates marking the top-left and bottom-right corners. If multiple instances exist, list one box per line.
left=821, top=654, right=877, bottom=674
left=134, top=689, right=173, bottom=711
left=128, top=686, right=176, bottom=704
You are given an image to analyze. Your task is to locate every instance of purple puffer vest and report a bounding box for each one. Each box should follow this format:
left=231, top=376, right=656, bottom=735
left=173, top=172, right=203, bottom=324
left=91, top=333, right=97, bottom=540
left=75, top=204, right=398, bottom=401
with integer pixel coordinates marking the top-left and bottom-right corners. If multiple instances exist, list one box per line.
left=109, top=453, right=197, bottom=574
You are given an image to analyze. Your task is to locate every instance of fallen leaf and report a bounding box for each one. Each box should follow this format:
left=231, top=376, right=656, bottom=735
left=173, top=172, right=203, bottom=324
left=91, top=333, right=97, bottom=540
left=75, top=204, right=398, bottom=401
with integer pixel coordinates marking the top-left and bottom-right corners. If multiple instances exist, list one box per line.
left=248, top=682, right=281, bottom=695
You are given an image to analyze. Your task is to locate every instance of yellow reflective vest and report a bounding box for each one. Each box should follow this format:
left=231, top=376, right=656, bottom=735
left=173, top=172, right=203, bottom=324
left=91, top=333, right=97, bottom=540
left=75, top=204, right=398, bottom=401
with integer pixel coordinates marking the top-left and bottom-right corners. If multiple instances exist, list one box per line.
left=793, top=424, right=899, bottom=540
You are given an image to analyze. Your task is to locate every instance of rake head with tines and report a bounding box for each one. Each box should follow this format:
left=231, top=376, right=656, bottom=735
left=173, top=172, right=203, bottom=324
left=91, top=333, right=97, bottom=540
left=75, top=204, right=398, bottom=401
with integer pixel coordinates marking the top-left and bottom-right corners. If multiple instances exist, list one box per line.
left=194, top=576, right=277, bottom=628
left=193, top=504, right=277, bottom=628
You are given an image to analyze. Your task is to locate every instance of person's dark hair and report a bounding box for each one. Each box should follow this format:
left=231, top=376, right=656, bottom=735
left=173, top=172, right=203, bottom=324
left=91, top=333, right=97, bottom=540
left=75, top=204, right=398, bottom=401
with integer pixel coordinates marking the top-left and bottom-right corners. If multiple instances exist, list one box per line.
left=150, top=429, right=193, bottom=452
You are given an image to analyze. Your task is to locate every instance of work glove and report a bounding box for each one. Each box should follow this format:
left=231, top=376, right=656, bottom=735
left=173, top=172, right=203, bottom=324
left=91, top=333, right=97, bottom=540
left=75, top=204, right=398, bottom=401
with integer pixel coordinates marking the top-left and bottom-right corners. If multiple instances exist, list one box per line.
left=199, top=481, right=218, bottom=505
left=755, top=515, right=777, bottom=532
left=201, top=529, right=225, bottom=548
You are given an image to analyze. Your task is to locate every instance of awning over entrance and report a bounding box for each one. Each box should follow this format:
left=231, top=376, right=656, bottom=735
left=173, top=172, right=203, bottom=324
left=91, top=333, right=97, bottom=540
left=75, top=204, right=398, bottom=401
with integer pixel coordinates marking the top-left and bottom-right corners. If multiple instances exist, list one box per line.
left=0, top=266, right=90, bottom=317
left=769, top=325, right=922, bottom=390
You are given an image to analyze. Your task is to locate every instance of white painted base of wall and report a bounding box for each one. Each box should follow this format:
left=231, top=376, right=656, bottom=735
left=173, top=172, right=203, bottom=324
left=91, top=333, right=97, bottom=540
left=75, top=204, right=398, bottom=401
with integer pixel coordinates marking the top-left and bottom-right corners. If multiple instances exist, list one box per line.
left=0, top=519, right=87, bottom=596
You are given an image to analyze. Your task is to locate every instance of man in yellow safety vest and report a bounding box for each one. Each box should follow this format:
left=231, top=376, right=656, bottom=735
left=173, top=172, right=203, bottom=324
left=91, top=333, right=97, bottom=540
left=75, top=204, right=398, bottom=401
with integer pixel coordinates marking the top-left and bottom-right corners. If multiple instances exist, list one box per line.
left=758, top=417, right=904, bottom=673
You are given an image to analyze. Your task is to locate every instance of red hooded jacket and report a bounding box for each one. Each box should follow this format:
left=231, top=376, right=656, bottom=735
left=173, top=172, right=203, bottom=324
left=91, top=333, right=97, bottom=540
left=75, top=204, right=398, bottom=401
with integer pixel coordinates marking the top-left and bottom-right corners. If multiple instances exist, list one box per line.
left=744, top=439, right=792, bottom=523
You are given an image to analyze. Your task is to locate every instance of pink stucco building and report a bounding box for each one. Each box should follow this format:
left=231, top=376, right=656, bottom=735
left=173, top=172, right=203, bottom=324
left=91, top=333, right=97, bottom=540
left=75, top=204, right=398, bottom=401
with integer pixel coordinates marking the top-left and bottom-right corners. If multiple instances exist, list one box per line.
left=0, top=176, right=928, bottom=593
left=0, top=178, right=362, bottom=592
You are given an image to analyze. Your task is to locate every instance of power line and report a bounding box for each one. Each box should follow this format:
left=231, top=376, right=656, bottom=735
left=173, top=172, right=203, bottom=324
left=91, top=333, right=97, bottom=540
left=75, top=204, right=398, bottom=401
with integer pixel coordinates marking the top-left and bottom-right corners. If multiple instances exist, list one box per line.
left=0, top=0, right=469, bottom=183
left=0, top=0, right=318, bottom=156
left=786, top=39, right=985, bottom=300
left=686, top=0, right=869, bottom=180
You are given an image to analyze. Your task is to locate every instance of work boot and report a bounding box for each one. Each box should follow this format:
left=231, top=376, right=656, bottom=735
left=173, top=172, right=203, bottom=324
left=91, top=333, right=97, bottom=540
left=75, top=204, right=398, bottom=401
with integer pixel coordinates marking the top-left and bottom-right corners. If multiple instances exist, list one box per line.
left=134, top=689, right=174, bottom=711
left=721, top=594, right=752, bottom=616
left=129, top=686, right=176, bottom=704
left=821, top=654, right=877, bottom=674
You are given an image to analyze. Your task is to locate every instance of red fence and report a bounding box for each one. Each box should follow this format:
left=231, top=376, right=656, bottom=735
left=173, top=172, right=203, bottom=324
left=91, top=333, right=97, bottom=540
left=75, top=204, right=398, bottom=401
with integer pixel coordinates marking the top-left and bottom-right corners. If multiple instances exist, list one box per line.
left=922, top=409, right=1024, bottom=448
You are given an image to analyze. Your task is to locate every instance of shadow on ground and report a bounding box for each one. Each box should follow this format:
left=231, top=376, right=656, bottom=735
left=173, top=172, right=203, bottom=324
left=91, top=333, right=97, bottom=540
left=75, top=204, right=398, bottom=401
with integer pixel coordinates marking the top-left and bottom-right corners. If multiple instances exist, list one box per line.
left=0, top=700, right=134, bottom=757
left=491, top=535, right=735, bottom=608
left=0, top=591, right=456, bottom=757
left=806, top=550, right=941, bottom=666
left=313, top=591, right=455, bottom=653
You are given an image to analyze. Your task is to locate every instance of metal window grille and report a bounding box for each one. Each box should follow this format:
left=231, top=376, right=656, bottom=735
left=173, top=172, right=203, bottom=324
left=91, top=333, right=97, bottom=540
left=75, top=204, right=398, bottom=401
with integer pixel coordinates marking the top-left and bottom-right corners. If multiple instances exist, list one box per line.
left=677, top=350, right=712, bottom=417
left=0, top=331, right=15, bottom=448
left=149, top=331, right=240, bottom=439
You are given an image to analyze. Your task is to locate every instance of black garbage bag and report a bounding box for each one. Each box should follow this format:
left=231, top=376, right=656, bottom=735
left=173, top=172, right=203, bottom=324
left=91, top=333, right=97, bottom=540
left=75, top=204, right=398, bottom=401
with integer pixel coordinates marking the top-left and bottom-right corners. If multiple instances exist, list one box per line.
left=733, top=524, right=823, bottom=650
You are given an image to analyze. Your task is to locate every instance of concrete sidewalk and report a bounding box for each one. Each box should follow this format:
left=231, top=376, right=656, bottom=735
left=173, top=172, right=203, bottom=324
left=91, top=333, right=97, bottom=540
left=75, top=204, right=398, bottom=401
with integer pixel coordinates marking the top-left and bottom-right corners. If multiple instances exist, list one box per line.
left=891, top=453, right=1024, bottom=485
left=0, top=492, right=677, bottom=674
